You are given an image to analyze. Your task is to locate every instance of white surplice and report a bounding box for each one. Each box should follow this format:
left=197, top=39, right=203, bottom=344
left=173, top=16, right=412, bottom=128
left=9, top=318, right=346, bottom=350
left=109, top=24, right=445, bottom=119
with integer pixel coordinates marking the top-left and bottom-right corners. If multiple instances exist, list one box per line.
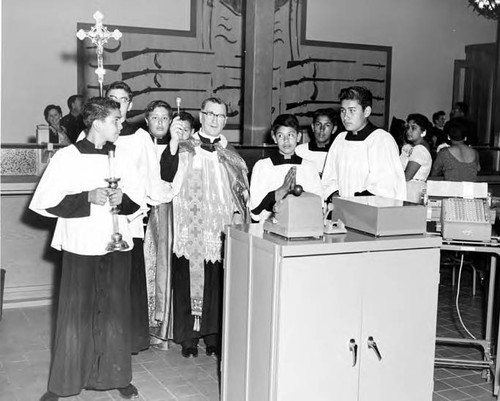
left=322, top=128, right=406, bottom=200
left=249, top=154, right=323, bottom=222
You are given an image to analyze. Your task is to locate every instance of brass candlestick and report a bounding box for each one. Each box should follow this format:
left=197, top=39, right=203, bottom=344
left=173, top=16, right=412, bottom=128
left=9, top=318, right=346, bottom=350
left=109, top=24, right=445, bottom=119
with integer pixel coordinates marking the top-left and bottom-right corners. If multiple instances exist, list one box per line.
left=105, top=151, right=129, bottom=252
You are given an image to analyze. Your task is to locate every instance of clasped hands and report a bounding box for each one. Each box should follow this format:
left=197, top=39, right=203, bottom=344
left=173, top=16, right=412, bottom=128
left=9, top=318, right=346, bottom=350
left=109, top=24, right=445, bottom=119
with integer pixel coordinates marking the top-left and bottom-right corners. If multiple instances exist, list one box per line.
left=272, top=167, right=297, bottom=214
left=88, top=187, right=123, bottom=207
left=275, top=166, right=296, bottom=203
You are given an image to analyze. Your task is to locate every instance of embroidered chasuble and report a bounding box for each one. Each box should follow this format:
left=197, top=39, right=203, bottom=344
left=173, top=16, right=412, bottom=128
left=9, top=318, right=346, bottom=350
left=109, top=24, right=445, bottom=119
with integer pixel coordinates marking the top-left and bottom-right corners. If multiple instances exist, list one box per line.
left=173, top=133, right=249, bottom=330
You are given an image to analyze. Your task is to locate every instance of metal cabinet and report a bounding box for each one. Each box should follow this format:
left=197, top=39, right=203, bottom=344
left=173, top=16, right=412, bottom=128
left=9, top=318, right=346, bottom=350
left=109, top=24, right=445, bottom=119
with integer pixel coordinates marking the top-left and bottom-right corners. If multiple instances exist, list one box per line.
left=221, top=225, right=441, bottom=401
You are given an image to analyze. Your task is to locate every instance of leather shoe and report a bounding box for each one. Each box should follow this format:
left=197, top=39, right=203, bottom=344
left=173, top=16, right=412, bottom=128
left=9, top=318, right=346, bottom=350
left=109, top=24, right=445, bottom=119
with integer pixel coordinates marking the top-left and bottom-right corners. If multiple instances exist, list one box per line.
left=206, top=345, right=218, bottom=356
left=40, top=392, right=59, bottom=401
left=181, top=346, right=198, bottom=358
left=118, top=383, right=139, bottom=399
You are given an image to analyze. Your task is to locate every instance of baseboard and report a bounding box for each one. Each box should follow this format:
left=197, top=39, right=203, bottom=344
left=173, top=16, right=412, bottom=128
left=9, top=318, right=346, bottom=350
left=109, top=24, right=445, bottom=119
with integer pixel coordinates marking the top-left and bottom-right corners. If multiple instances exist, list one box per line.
left=3, top=284, right=53, bottom=309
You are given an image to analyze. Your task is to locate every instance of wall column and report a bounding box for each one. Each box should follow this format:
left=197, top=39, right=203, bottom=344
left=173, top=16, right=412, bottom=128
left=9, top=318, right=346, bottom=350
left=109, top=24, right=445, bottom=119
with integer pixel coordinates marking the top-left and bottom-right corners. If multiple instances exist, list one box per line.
left=242, top=0, right=275, bottom=145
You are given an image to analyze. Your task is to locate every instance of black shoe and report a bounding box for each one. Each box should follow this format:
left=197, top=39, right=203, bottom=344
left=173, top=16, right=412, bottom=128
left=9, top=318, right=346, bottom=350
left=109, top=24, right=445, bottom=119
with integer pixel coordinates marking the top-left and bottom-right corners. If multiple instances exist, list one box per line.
left=40, top=392, right=59, bottom=401
left=118, top=383, right=139, bottom=399
left=181, top=346, right=198, bottom=358
left=206, top=345, right=218, bottom=356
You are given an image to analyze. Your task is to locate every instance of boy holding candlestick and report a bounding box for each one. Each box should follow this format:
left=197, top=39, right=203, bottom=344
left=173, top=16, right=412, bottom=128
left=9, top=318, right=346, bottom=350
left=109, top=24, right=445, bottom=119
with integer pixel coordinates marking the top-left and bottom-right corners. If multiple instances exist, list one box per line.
left=79, top=82, right=171, bottom=354
left=32, top=97, right=145, bottom=400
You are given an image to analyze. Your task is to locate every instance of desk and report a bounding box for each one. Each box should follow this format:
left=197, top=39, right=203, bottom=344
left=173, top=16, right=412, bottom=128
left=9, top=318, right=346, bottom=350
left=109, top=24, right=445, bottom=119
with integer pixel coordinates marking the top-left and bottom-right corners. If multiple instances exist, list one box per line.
left=434, top=237, right=500, bottom=395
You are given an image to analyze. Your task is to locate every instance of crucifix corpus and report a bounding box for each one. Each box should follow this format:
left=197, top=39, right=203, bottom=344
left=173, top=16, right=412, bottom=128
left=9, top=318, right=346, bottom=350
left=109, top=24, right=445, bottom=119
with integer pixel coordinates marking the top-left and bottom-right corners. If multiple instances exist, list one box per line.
left=76, top=11, right=122, bottom=96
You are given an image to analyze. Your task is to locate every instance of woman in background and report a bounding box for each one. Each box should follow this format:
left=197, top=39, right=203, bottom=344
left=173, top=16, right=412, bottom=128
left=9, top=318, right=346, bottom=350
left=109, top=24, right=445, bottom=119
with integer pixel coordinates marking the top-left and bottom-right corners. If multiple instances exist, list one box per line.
left=44, top=104, right=71, bottom=145
left=430, top=118, right=480, bottom=182
left=399, top=113, right=432, bottom=203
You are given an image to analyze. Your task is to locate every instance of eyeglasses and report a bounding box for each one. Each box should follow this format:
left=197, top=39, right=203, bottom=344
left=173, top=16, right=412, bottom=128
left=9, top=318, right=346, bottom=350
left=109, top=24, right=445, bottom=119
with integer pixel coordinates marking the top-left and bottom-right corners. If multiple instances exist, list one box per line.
left=201, top=111, right=227, bottom=120
left=109, top=95, right=131, bottom=104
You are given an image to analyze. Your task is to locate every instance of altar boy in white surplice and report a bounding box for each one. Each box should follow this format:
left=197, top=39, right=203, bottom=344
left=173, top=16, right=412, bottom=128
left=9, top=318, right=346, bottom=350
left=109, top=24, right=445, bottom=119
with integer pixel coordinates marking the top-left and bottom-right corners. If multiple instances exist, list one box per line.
left=76, top=82, right=172, bottom=354
left=31, top=97, right=146, bottom=400
left=250, top=114, right=323, bottom=223
left=322, top=86, right=406, bottom=201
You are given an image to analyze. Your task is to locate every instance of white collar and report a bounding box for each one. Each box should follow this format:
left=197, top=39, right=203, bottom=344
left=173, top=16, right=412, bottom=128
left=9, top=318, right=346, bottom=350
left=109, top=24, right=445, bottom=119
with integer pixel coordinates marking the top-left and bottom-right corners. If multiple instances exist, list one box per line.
left=196, top=131, right=228, bottom=147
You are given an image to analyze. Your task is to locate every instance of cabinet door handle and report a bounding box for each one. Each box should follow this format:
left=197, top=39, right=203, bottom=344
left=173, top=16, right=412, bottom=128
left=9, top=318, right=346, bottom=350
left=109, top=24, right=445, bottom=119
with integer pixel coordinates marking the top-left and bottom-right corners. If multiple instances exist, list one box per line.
left=349, top=339, right=358, bottom=367
left=367, top=336, right=382, bottom=361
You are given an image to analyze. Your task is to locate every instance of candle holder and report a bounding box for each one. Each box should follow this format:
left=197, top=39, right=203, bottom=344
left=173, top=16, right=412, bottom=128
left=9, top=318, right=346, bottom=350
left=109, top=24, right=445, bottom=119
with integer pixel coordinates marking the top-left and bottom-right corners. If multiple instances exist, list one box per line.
left=105, top=150, right=129, bottom=252
left=105, top=176, right=130, bottom=252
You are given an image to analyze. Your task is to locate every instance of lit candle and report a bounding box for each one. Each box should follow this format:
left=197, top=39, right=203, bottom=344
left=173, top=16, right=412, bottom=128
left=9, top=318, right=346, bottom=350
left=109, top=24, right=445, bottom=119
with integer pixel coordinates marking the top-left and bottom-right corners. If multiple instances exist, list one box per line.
left=176, top=97, right=182, bottom=115
left=108, top=150, right=116, bottom=178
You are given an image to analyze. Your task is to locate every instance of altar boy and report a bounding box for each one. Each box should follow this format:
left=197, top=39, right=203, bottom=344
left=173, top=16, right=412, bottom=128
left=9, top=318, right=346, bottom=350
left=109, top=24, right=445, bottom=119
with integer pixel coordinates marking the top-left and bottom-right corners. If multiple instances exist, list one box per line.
left=295, top=108, right=339, bottom=176
left=32, top=97, right=145, bottom=400
left=250, top=114, right=323, bottom=222
left=322, top=86, right=406, bottom=200
left=78, top=82, right=169, bottom=354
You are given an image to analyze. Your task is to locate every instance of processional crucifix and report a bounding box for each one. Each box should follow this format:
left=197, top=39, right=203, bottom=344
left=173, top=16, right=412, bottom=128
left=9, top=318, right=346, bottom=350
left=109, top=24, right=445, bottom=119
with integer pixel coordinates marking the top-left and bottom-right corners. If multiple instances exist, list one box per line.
left=76, top=12, right=127, bottom=251
left=76, top=11, right=122, bottom=96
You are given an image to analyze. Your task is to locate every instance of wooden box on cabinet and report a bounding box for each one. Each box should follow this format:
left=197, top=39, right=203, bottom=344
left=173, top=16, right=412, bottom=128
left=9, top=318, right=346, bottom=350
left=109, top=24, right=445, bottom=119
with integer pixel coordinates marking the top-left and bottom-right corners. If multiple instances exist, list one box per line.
left=221, top=225, right=441, bottom=401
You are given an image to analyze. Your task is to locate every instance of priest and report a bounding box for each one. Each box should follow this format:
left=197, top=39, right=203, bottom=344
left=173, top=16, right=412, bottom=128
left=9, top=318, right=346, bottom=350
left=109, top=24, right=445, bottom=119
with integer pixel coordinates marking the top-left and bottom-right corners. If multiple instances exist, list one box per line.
left=160, top=97, right=249, bottom=358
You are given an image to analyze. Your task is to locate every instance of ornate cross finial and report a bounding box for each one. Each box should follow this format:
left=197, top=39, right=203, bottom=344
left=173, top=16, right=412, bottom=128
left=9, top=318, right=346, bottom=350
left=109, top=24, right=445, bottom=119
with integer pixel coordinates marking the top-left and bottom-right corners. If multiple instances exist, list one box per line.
left=76, top=11, right=122, bottom=96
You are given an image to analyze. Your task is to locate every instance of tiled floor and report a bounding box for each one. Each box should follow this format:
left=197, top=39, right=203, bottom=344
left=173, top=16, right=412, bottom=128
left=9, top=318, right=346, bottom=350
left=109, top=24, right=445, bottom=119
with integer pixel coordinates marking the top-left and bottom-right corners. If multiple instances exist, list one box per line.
left=434, top=256, right=497, bottom=401
left=0, top=259, right=498, bottom=401
left=0, top=306, right=219, bottom=401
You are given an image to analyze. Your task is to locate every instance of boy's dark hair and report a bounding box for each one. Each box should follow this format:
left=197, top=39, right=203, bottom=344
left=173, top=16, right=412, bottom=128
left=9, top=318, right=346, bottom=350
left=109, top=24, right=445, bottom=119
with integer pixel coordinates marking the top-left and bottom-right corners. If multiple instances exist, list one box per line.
left=172, top=111, right=195, bottom=128
left=432, top=110, right=445, bottom=124
left=44, top=104, right=62, bottom=120
left=312, top=108, right=338, bottom=126
left=338, top=86, right=372, bottom=110
left=67, top=94, right=83, bottom=110
left=272, top=114, right=300, bottom=133
left=406, top=113, right=431, bottom=132
left=201, top=96, right=227, bottom=112
left=82, top=97, right=120, bottom=129
left=145, top=100, right=173, bottom=118
left=105, top=81, right=133, bottom=100
left=454, top=102, right=469, bottom=116
left=444, top=117, right=469, bottom=142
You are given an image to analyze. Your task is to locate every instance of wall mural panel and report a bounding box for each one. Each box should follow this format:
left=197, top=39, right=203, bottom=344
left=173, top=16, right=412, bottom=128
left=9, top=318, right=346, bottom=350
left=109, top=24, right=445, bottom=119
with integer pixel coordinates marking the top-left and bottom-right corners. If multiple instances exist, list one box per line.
left=78, top=0, right=391, bottom=132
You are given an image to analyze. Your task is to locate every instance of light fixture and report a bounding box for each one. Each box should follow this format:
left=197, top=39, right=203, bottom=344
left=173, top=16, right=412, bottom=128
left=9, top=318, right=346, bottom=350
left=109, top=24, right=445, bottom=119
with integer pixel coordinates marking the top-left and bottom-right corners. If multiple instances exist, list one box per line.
left=469, top=0, right=500, bottom=19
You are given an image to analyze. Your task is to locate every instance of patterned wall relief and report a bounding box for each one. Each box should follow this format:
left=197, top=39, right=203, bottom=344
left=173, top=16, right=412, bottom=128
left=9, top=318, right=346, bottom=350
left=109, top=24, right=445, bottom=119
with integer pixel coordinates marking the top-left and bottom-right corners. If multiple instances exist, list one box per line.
left=78, top=0, right=391, bottom=132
